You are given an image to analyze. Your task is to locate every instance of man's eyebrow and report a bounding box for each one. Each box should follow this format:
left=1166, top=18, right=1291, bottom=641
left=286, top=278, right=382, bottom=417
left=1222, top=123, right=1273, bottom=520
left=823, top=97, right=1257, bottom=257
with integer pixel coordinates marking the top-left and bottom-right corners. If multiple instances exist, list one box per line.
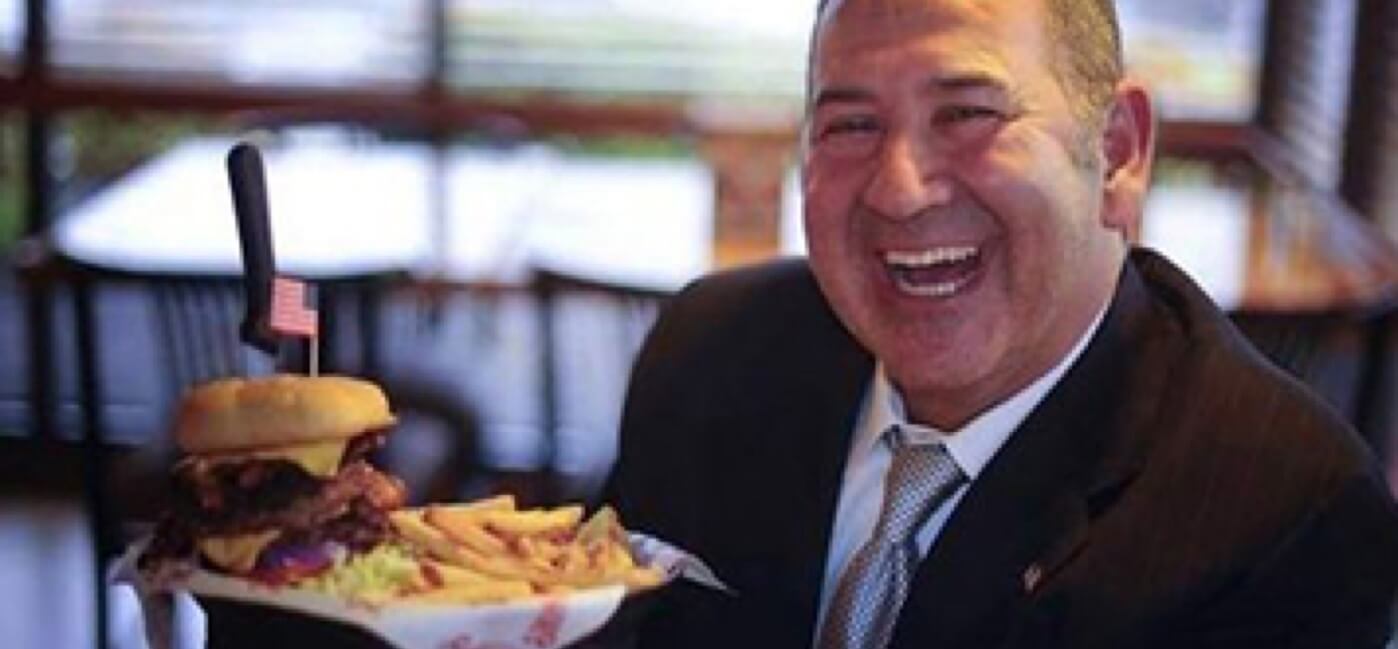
left=811, top=86, right=875, bottom=109
left=809, top=74, right=1014, bottom=111
left=927, top=73, right=1008, bottom=93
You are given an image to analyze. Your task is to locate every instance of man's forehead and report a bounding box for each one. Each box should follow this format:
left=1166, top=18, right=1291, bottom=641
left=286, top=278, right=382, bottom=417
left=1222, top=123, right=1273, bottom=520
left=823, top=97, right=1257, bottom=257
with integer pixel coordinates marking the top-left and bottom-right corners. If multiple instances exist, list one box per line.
left=812, top=0, right=1048, bottom=77
left=819, top=0, right=971, bottom=22
left=816, top=0, right=1043, bottom=45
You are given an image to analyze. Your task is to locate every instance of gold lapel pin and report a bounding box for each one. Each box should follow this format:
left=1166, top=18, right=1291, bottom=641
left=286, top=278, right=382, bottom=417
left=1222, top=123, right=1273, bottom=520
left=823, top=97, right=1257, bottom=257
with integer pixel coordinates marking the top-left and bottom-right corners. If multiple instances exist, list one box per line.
left=1022, top=563, right=1044, bottom=593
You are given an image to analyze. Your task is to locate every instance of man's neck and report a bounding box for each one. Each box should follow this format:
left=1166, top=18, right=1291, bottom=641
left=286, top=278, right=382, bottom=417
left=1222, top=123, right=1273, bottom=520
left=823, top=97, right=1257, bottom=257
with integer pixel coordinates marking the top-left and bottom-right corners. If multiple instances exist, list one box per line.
left=901, top=297, right=1112, bottom=433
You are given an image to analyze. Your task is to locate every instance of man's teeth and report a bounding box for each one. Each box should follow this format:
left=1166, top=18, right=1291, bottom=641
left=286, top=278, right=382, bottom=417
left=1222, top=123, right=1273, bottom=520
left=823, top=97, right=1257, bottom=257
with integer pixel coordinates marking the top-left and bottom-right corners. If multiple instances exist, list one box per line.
left=883, top=245, right=980, bottom=298
left=898, top=279, right=964, bottom=297
left=884, top=246, right=978, bottom=267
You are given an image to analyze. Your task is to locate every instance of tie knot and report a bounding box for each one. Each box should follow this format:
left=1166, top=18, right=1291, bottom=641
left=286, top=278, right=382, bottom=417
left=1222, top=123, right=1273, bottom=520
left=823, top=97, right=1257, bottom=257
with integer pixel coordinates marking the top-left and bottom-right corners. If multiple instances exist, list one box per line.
left=874, top=425, right=966, bottom=541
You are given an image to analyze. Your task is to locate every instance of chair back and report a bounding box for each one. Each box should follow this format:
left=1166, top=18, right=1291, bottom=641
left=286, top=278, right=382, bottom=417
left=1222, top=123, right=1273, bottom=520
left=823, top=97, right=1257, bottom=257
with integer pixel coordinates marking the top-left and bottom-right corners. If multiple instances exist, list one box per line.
left=150, top=276, right=257, bottom=403
left=530, top=266, right=673, bottom=502
left=1233, top=301, right=1397, bottom=453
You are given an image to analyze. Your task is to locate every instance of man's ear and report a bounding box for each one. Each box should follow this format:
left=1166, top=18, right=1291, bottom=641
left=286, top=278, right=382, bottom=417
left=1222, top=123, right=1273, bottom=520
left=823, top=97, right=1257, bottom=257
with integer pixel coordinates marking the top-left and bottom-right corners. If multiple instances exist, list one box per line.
left=1099, top=80, right=1155, bottom=241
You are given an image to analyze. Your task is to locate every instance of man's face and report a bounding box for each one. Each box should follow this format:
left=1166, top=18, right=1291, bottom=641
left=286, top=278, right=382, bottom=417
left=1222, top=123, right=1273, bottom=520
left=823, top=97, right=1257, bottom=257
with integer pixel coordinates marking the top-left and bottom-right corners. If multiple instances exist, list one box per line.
left=803, top=0, right=1140, bottom=429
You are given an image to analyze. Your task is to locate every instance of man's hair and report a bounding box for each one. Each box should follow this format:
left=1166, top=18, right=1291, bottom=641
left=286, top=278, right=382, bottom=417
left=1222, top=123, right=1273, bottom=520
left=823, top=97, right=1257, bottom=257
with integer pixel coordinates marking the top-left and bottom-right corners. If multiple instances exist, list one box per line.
left=1043, top=0, right=1124, bottom=126
left=811, top=0, right=1124, bottom=127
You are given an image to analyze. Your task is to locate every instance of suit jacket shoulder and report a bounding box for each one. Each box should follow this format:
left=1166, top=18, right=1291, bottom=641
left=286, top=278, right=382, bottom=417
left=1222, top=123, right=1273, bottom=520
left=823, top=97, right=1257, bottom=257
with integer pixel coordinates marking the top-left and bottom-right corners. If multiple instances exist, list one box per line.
left=1130, top=248, right=1381, bottom=518
left=1115, top=249, right=1398, bottom=647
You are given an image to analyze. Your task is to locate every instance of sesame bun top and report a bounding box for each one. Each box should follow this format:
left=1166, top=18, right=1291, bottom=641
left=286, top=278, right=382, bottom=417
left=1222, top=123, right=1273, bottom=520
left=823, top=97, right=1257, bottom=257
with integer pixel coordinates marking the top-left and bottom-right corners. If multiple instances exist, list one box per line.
left=173, top=375, right=395, bottom=454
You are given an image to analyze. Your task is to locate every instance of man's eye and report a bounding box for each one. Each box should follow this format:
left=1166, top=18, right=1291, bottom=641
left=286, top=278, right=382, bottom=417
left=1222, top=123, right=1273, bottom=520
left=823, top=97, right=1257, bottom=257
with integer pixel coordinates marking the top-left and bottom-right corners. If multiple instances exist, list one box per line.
left=820, top=116, right=881, bottom=139
left=937, top=105, right=1001, bottom=124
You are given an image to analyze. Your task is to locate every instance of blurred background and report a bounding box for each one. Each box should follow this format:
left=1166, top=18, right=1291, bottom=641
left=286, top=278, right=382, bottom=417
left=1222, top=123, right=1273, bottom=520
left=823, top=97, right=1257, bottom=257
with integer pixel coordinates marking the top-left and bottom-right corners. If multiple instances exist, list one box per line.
left=1, top=0, right=1395, bottom=647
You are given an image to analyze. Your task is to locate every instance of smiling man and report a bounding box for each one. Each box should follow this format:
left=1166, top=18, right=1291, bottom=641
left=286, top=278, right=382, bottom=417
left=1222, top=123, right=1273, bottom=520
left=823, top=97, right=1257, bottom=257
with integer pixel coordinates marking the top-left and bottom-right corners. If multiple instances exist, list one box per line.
left=605, top=1, right=1398, bottom=648
left=802, top=0, right=1146, bottom=432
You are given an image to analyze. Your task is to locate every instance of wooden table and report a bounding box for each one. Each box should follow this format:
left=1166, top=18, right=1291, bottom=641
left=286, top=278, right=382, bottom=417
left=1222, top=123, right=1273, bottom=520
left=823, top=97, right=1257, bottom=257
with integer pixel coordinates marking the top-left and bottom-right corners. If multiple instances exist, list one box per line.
left=52, top=136, right=715, bottom=293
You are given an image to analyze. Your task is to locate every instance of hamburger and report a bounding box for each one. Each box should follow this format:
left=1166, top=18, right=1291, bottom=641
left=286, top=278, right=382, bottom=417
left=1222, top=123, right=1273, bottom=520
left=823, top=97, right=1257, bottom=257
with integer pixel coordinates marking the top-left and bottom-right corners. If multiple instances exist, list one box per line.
left=143, top=374, right=408, bottom=584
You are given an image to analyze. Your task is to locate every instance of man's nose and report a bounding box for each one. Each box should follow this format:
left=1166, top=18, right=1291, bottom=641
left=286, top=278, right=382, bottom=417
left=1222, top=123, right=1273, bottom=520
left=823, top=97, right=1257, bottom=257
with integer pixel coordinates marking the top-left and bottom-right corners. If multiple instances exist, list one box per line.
left=861, top=133, right=953, bottom=220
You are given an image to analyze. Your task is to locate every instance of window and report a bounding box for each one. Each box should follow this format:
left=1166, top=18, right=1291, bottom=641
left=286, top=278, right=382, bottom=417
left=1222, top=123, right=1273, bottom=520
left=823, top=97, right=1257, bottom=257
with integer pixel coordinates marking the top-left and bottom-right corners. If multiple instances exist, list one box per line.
left=446, top=0, right=813, bottom=106
left=49, top=0, right=430, bottom=87
left=0, top=0, right=19, bottom=76
left=1118, top=0, right=1268, bottom=121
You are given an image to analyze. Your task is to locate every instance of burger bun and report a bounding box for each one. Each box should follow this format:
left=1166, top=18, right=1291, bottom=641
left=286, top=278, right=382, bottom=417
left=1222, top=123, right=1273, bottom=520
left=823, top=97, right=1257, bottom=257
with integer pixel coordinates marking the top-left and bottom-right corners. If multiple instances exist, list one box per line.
left=174, top=375, right=395, bottom=454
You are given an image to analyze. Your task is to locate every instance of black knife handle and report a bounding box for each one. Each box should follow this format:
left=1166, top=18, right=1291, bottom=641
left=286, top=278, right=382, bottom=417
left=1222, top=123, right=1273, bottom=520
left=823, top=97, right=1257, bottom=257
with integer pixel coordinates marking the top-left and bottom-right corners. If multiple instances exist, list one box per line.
left=228, top=142, right=279, bottom=354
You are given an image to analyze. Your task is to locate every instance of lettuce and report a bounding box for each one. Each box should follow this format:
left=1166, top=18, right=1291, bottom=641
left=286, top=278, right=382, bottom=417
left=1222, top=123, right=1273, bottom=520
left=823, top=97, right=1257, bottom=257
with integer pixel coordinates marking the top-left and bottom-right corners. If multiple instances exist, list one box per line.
left=298, top=543, right=421, bottom=604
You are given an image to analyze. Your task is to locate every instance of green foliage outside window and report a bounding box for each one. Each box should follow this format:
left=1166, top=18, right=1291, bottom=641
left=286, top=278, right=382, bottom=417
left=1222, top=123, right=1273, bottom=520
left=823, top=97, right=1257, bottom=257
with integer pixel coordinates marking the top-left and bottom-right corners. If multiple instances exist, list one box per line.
left=58, top=110, right=218, bottom=198
left=0, top=110, right=220, bottom=250
left=0, top=116, right=21, bottom=249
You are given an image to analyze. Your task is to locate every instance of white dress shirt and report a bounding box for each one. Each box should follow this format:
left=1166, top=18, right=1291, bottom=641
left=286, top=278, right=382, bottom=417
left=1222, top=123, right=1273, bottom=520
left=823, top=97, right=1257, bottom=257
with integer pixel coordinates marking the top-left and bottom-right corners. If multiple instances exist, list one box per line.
left=814, top=306, right=1107, bottom=635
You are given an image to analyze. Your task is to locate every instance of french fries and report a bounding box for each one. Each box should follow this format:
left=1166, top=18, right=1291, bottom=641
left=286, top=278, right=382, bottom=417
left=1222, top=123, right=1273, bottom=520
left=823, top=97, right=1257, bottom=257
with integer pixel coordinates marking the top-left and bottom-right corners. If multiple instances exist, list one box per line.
left=388, top=498, right=664, bottom=605
left=426, top=506, right=510, bottom=555
left=388, top=509, right=477, bottom=567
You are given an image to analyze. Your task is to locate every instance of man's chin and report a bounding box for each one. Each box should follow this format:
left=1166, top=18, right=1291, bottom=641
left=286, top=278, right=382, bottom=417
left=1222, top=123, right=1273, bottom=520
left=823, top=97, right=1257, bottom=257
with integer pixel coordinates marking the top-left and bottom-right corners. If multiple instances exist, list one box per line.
left=884, top=354, right=1000, bottom=422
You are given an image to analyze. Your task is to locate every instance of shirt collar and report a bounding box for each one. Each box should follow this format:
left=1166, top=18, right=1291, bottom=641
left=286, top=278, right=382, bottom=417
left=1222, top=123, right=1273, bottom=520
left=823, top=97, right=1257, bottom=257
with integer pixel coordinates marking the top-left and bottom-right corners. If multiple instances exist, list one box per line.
left=853, top=304, right=1109, bottom=480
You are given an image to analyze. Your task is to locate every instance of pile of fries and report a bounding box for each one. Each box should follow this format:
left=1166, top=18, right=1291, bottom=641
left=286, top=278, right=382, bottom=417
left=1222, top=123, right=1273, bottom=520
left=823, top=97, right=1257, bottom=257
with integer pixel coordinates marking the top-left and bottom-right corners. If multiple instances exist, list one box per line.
left=388, top=495, right=664, bottom=605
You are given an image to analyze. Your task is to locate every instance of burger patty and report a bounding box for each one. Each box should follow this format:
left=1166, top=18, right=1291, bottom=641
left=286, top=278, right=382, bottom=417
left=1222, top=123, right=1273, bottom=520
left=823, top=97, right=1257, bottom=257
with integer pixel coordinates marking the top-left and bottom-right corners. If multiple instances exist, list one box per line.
left=272, top=496, right=395, bottom=553
left=343, top=430, right=388, bottom=466
left=142, top=490, right=397, bottom=572
left=169, top=431, right=392, bottom=526
left=274, top=461, right=406, bottom=532
left=171, top=460, right=406, bottom=536
left=141, top=488, right=396, bottom=568
left=143, top=431, right=405, bottom=569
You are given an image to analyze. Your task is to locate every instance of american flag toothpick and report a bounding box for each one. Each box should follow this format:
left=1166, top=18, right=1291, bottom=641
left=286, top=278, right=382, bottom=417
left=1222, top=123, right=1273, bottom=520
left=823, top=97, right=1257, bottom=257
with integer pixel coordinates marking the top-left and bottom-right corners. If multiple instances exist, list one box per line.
left=269, top=275, right=320, bottom=376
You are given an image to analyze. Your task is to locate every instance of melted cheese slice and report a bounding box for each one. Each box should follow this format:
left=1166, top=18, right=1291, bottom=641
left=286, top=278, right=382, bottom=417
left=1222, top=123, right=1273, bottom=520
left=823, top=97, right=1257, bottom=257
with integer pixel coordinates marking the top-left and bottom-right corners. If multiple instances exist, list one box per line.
left=199, top=529, right=282, bottom=573
left=204, top=438, right=351, bottom=478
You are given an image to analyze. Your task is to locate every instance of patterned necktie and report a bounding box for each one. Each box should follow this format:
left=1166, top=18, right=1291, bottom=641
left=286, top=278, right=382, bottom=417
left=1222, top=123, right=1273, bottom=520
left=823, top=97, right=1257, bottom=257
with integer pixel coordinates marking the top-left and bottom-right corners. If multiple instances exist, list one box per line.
left=818, top=425, right=968, bottom=649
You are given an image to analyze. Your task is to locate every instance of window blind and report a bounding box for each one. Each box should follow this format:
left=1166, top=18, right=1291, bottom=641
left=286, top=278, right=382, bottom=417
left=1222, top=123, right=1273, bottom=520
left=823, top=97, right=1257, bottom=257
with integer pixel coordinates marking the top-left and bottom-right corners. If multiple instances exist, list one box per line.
left=1340, top=0, right=1398, bottom=238
left=445, top=0, right=813, bottom=104
left=1258, top=0, right=1358, bottom=188
left=47, top=0, right=430, bottom=88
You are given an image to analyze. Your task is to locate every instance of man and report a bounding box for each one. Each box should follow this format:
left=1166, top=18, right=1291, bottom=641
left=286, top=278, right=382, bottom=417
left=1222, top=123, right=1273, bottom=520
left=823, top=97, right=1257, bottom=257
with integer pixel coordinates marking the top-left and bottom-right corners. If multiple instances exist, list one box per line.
left=605, top=0, right=1398, bottom=647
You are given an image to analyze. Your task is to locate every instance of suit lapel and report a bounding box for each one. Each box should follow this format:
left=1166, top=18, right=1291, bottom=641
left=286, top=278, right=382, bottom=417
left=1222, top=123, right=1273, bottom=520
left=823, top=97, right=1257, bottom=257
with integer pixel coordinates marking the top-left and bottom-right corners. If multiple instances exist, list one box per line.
left=778, top=330, right=874, bottom=643
left=707, top=267, right=873, bottom=648
left=890, top=260, right=1185, bottom=647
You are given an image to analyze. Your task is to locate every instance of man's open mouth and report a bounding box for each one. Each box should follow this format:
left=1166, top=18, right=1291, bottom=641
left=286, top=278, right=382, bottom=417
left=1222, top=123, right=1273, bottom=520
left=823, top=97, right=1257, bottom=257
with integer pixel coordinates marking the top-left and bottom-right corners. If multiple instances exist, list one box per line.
left=883, top=245, right=982, bottom=298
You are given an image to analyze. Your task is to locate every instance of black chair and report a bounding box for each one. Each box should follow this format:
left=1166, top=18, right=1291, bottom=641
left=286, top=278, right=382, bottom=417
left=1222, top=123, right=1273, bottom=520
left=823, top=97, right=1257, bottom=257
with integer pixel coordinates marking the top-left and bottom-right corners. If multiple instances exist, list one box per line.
left=1232, top=298, right=1398, bottom=457
left=1351, top=303, right=1396, bottom=460
left=530, top=266, right=673, bottom=505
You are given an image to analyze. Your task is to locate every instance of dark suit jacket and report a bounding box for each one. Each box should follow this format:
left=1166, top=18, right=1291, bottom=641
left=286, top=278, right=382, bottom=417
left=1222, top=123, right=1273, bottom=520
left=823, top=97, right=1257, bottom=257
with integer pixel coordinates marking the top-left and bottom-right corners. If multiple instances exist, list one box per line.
left=604, top=248, right=1398, bottom=649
